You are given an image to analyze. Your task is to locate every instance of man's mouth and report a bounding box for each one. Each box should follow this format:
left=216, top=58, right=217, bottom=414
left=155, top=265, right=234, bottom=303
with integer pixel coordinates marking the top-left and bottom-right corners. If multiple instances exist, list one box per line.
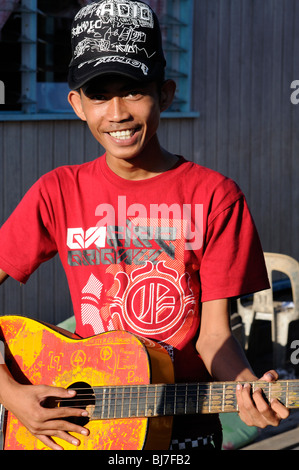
left=108, top=129, right=138, bottom=140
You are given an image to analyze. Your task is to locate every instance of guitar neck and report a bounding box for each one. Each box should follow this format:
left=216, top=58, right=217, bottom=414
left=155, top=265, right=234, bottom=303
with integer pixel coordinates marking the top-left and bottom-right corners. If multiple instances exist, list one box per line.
left=88, top=380, right=299, bottom=420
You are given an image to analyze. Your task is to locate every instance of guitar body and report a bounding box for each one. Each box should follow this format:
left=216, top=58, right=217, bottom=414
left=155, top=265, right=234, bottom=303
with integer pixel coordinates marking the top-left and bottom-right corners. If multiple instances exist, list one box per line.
left=0, top=316, right=174, bottom=450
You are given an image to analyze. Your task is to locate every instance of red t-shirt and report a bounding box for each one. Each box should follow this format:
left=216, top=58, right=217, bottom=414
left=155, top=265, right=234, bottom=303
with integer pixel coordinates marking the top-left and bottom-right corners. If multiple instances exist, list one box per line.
left=0, top=155, right=269, bottom=436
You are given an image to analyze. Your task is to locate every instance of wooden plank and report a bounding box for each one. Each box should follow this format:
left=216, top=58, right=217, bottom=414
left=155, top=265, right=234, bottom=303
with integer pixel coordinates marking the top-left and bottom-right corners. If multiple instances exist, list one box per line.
left=69, top=120, right=85, bottom=166
left=216, top=0, right=230, bottom=176
left=227, top=0, right=242, bottom=184
left=38, top=121, right=54, bottom=177
left=270, top=0, right=284, bottom=255
left=258, top=0, right=273, bottom=252
left=238, top=0, right=253, bottom=199
left=192, top=0, right=206, bottom=166
left=3, top=123, right=22, bottom=217
left=84, top=123, right=104, bottom=162
left=204, top=0, right=219, bottom=172
left=53, top=120, right=70, bottom=167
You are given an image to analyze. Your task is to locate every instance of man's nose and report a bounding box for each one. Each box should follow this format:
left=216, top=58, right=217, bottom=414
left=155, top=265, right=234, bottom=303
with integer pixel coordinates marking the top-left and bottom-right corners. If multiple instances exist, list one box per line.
left=107, top=96, right=131, bottom=122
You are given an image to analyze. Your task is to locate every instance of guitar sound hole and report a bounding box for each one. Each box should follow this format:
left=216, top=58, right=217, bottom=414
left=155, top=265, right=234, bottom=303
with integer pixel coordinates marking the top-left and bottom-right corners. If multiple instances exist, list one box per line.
left=60, top=381, right=95, bottom=426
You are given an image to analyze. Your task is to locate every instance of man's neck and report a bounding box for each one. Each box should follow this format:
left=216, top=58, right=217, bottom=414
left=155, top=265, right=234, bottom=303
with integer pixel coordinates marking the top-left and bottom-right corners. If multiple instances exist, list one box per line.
left=105, top=139, right=179, bottom=181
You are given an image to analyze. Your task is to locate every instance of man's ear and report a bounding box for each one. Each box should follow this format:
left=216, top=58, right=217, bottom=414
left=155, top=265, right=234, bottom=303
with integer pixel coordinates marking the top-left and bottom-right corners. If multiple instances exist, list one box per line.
left=159, top=79, right=176, bottom=112
left=68, top=90, right=87, bottom=121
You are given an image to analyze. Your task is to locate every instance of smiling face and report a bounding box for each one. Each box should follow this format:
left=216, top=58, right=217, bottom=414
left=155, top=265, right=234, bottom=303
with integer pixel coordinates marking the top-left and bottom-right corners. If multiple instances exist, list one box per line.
left=68, top=76, right=175, bottom=172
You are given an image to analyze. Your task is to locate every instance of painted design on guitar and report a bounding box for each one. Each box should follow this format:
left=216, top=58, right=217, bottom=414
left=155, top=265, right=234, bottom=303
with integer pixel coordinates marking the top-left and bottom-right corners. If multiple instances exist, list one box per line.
left=0, top=316, right=173, bottom=450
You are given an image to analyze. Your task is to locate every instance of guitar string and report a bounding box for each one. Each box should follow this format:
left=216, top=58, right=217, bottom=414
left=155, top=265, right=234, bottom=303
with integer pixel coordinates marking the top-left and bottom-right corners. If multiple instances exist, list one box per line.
left=58, top=383, right=299, bottom=395
left=54, top=383, right=299, bottom=408
left=58, top=383, right=299, bottom=394
left=61, top=382, right=299, bottom=391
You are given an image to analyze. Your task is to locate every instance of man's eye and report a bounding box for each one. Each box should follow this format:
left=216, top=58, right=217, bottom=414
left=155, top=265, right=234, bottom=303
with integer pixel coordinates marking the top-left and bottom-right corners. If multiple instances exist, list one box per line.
left=126, top=91, right=143, bottom=99
left=90, top=94, right=107, bottom=101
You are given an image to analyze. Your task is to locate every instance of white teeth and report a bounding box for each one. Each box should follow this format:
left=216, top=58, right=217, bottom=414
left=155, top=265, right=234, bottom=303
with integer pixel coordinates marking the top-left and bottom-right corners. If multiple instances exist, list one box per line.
left=109, top=129, right=135, bottom=140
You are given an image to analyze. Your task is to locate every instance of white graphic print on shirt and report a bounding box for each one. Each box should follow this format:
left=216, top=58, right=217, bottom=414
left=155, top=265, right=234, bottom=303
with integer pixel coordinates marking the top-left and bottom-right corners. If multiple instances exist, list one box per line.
left=75, top=216, right=198, bottom=346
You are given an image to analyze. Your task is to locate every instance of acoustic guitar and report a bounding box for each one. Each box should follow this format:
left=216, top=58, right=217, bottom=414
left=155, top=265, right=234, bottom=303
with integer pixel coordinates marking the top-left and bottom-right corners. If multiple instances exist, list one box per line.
left=0, top=315, right=298, bottom=450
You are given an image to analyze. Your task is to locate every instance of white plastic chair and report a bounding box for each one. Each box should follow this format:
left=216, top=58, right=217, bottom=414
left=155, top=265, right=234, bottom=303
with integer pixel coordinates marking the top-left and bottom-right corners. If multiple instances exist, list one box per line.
left=237, top=252, right=299, bottom=369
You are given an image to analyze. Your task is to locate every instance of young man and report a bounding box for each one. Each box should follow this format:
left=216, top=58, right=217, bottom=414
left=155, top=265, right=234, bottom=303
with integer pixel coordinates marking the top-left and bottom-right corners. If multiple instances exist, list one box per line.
left=0, top=0, right=289, bottom=450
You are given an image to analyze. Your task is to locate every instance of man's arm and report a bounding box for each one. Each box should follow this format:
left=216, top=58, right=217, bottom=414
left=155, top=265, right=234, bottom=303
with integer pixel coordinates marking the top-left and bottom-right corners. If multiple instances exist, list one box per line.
left=0, top=269, right=8, bottom=285
left=196, top=298, right=290, bottom=428
left=0, top=364, right=90, bottom=450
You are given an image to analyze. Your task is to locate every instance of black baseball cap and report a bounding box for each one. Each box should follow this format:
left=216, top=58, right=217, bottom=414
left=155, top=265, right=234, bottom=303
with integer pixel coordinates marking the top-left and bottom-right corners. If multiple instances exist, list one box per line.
left=68, top=0, right=166, bottom=90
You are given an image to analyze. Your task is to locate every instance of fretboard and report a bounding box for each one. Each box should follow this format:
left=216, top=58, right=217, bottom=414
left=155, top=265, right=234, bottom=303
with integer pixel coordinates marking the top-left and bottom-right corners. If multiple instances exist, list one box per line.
left=85, top=380, right=299, bottom=420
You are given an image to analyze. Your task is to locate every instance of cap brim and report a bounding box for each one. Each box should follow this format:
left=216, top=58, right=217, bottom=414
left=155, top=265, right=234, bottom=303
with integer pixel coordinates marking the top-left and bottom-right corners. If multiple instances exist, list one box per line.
left=68, top=57, right=165, bottom=90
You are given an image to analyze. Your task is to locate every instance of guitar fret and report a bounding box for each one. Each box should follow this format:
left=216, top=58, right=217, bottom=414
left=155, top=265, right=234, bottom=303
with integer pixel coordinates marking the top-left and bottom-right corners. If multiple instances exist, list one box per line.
left=125, top=386, right=131, bottom=417
left=164, top=385, right=167, bottom=416
left=106, top=388, right=110, bottom=419
left=98, top=389, right=104, bottom=418
left=93, top=387, right=101, bottom=419
left=101, top=387, right=106, bottom=419
left=146, top=385, right=149, bottom=416
left=108, top=387, right=116, bottom=419
left=90, top=379, right=299, bottom=422
left=164, top=384, right=175, bottom=415
left=155, top=385, right=165, bottom=416
left=210, top=382, right=222, bottom=413
left=121, top=387, right=124, bottom=418
left=100, top=387, right=105, bottom=420
left=208, top=383, right=212, bottom=413
left=176, top=384, right=184, bottom=415
left=128, top=386, right=132, bottom=418
left=186, top=384, right=197, bottom=414
left=139, top=385, right=146, bottom=417
left=114, top=386, right=117, bottom=419
left=197, top=383, right=209, bottom=413
left=130, top=386, right=137, bottom=417
left=123, top=387, right=129, bottom=418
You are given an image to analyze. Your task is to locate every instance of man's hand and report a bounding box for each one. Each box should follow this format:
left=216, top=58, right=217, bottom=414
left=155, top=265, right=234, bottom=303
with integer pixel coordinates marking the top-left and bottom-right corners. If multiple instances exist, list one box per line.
left=3, top=381, right=90, bottom=450
left=236, top=370, right=290, bottom=428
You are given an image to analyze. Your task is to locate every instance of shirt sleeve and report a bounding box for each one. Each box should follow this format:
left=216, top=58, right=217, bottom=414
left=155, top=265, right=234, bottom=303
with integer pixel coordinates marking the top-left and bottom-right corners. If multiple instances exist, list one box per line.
left=0, top=178, right=58, bottom=283
left=200, top=196, right=270, bottom=302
